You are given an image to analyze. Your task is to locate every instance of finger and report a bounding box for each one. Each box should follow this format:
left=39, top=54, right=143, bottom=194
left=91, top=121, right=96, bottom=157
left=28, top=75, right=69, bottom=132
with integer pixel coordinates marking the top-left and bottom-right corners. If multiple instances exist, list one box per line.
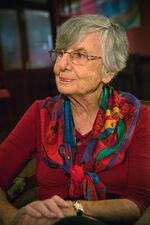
left=37, top=217, right=58, bottom=225
left=52, top=195, right=69, bottom=207
left=44, top=199, right=64, bottom=218
left=25, top=204, right=57, bottom=219
left=24, top=205, right=42, bottom=218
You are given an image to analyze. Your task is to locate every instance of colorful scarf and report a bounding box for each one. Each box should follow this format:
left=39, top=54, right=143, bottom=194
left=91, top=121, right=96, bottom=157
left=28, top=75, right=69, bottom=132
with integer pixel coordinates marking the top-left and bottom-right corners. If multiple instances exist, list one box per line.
left=41, top=85, right=140, bottom=200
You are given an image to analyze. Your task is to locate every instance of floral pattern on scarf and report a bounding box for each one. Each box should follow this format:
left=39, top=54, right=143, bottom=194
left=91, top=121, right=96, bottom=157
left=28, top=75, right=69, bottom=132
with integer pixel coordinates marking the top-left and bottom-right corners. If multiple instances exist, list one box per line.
left=40, top=85, right=140, bottom=200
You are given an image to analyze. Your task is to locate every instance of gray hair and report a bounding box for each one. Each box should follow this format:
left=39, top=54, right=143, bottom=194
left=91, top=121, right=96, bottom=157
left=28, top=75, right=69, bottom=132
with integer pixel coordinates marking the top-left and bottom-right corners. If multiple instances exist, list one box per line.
left=55, top=14, right=129, bottom=76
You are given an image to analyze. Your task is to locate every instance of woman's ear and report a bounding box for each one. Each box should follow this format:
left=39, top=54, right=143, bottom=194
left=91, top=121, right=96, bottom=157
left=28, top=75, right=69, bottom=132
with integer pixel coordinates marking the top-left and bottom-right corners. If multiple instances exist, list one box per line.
left=102, top=71, right=116, bottom=84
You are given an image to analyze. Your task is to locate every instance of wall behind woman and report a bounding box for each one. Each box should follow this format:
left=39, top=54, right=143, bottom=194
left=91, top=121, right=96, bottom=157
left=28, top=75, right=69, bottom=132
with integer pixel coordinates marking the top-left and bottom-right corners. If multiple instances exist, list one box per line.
left=111, top=0, right=150, bottom=100
left=127, top=0, right=150, bottom=55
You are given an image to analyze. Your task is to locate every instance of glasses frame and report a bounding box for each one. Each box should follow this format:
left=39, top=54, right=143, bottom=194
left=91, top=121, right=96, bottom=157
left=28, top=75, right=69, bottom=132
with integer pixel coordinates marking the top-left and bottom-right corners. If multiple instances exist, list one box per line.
left=48, top=49, right=102, bottom=66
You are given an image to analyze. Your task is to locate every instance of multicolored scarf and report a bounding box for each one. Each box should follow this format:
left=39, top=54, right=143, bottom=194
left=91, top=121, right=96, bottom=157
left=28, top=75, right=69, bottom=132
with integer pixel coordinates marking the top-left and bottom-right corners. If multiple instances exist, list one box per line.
left=41, top=85, right=140, bottom=200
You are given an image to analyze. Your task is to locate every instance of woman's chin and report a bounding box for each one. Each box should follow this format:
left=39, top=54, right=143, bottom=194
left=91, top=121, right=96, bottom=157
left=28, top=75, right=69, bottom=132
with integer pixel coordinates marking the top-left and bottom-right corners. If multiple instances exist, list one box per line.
left=57, top=86, right=76, bottom=95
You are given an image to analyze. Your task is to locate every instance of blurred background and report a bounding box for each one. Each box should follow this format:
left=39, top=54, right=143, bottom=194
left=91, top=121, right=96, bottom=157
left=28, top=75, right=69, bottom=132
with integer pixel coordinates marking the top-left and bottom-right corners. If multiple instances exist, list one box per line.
left=0, top=0, right=150, bottom=142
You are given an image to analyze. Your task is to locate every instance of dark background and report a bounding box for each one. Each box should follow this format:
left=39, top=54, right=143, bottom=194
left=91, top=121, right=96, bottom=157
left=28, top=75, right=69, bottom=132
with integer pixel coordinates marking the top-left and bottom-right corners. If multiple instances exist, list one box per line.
left=0, top=0, right=150, bottom=142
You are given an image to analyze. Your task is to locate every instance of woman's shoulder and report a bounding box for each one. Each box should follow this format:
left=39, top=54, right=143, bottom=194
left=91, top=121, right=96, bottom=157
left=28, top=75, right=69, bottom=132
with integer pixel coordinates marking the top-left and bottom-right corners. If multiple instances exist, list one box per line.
left=31, top=95, right=60, bottom=111
left=21, top=96, right=60, bottom=122
left=138, top=103, right=150, bottom=124
left=127, top=103, right=150, bottom=160
left=134, top=103, right=150, bottom=136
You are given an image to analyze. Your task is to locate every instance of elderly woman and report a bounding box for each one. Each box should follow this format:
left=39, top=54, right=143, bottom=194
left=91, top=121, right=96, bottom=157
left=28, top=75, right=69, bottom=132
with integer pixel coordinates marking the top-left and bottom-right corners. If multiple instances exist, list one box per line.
left=0, top=14, right=150, bottom=225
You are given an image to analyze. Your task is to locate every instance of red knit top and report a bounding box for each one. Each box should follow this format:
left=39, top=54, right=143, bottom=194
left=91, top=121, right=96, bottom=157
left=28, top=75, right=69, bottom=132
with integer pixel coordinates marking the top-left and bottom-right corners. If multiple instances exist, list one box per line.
left=0, top=99, right=150, bottom=212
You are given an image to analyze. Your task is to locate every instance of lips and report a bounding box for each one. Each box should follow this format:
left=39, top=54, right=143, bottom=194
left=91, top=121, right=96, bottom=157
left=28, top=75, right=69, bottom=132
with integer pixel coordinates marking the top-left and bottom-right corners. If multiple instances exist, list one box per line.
left=59, top=77, right=75, bottom=83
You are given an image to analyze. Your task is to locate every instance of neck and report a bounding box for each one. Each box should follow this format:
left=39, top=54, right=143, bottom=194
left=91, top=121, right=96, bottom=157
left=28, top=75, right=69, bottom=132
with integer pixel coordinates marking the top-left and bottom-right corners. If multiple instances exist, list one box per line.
left=67, top=84, right=103, bottom=135
left=69, top=84, right=103, bottom=116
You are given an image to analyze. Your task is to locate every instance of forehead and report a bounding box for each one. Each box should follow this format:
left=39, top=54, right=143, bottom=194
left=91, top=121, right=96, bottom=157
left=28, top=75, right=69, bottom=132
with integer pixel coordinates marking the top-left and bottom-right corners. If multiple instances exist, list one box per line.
left=69, top=32, right=101, bottom=52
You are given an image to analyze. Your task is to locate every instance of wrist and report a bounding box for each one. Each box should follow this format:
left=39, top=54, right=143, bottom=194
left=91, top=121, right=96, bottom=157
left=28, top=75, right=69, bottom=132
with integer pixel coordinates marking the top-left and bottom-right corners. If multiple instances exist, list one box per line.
left=73, top=201, right=84, bottom=216
left=0, top=200, right=18, bottom=225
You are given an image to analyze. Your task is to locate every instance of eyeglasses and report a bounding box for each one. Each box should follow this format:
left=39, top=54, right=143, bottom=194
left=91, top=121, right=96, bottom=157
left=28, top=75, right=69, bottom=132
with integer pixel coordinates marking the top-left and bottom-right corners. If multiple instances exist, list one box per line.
left=48, top=49, right=102, bottom=66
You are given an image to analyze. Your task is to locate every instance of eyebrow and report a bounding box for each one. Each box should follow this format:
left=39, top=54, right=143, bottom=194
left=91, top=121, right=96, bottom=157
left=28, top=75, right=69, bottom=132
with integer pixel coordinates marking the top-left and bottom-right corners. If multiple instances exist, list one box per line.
left=72, top=47, right=87, bottom=52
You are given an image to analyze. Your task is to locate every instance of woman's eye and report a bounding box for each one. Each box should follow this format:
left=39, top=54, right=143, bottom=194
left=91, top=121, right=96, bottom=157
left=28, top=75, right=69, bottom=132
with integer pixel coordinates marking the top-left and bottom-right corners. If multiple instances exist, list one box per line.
left=74, top=52, right=86, bottom=58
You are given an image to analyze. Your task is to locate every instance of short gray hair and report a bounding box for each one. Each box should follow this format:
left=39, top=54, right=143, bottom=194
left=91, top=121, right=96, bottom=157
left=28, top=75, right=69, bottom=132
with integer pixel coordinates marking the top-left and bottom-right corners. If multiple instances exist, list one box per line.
left=55, top=14, right=129, bottom=76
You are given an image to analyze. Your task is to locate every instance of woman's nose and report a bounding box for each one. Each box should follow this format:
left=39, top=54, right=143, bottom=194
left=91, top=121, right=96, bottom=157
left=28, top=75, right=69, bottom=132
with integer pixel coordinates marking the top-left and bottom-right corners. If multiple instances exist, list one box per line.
left=57, top=53, right=72, bottom=70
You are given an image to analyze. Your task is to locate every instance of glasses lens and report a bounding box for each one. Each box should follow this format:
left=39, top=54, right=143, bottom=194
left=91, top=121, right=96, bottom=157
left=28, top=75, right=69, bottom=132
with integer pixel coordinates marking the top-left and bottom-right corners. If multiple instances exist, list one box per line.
left=72, top=52, right=87, bottom=65
left=49, top=51, right=57, bottom=65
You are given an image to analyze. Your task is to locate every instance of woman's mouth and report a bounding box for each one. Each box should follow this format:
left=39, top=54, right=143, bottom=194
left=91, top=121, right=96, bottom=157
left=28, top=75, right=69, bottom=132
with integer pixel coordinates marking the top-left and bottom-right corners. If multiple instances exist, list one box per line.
left=59, top=77, right=75, bottom=83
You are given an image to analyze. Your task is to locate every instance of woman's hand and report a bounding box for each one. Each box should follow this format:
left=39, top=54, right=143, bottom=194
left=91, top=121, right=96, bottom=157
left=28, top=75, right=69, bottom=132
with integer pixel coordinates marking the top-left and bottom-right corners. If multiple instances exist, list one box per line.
left=24, top=195, right=75, bottom=219
left=22, top=195, right=73, bottom=219
left=11, top=195, right=76, bottom=225
left=11, top=212, right=58, bottom=225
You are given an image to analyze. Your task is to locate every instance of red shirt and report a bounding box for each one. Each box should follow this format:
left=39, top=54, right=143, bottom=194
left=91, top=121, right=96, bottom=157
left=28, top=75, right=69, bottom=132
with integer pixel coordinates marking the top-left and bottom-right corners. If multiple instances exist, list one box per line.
left=0, top=98, right=150, bottom=212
